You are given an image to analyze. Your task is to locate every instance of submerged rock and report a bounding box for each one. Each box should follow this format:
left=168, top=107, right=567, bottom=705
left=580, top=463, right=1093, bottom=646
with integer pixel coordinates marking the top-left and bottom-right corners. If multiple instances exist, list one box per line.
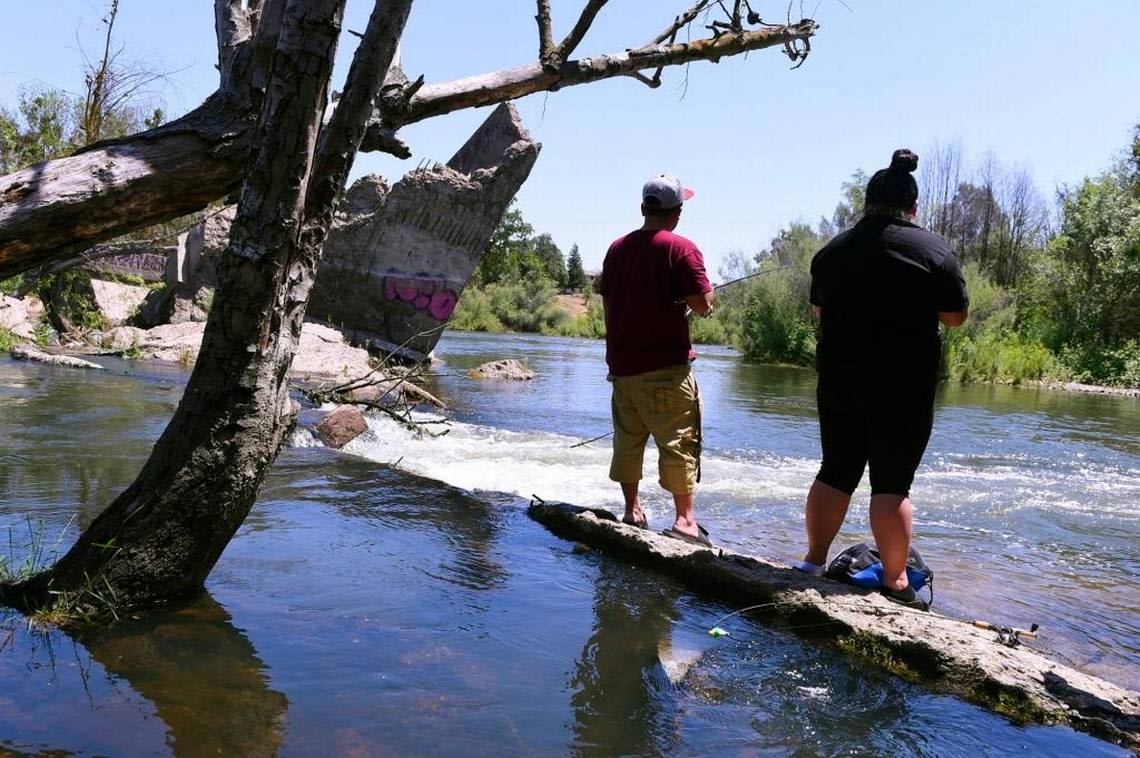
left=11, top=345, right=104, bottom=370
left=467, top=359, right=535, bottom=381
left=315, top=406, right=368, bottom=449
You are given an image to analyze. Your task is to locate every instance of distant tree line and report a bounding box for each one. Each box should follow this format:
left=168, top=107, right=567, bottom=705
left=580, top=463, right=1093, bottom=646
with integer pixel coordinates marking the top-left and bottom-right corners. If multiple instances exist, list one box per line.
left=705, top=126, right=1140, bottom=387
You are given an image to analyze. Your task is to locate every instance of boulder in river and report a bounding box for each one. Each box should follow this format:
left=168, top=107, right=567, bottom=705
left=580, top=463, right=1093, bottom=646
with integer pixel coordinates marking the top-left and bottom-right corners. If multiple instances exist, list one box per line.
left=315, top=406, right=368, bottom=448
left=0, top=295, right=37, bottom=340
left=88, top=279, right=150, bottom=326
left=467, top=359, right=535, bottom=381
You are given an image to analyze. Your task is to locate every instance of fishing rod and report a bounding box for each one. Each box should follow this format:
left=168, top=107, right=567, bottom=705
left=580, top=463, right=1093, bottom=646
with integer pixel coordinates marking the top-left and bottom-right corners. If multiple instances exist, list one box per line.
left=567, top=265, right=790, bottom=449
left=711, top=264, right=790, bottom=293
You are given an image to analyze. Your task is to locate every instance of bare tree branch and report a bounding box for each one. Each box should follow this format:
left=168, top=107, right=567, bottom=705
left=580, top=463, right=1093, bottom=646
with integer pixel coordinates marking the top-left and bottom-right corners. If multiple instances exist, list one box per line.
left=215, top=0, right=256, bottom=82
left=376, top=19, right=817, bottom=131
left=304, top=0, right=415, bottom=235
left=535, top=0, right=555, bottom=67
left=549, top=0, right=609, bottom=68
left=0, top=7, right=817, bottom=279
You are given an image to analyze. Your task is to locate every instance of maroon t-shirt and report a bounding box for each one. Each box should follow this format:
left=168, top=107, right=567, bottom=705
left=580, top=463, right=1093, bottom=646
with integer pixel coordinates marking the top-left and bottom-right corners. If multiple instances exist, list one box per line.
left=598, top=229, right=713, bottom=377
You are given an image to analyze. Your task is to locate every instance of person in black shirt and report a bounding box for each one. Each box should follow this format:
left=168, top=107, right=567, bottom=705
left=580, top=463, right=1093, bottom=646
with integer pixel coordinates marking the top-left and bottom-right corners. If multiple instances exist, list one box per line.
left=794, top=149, right=969, bottom=609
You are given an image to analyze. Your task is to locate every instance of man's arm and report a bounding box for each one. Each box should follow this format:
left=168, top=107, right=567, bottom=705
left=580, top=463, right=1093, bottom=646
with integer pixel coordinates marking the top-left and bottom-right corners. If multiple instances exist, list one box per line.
left=684, top=290, right=715, bottom=317
left=938, top=308, right=968, bottom=327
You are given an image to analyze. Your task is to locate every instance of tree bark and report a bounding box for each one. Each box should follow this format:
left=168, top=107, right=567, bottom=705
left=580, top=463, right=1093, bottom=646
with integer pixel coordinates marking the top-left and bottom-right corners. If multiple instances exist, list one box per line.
left=1, top=0, right=351, bottom=613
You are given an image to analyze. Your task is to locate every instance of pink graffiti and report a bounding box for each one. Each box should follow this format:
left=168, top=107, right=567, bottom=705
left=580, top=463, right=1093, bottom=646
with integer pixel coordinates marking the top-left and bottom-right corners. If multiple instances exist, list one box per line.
left=382, top=270, right=460, bottom=321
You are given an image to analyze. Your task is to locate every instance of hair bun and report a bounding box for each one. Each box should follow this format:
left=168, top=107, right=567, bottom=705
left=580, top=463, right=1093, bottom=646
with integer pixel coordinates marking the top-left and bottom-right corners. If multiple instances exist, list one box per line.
left=889, top=148, right=918, bottom=174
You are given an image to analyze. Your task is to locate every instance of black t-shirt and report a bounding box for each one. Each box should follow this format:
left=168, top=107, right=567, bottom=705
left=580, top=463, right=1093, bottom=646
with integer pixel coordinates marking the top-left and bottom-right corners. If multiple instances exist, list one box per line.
left=810, top=214, right=968, bottom=386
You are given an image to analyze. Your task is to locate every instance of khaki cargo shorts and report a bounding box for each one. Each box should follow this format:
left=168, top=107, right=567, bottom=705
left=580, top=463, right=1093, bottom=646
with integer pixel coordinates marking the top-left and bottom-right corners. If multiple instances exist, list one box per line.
left=608, top=364, right=702, bottom=495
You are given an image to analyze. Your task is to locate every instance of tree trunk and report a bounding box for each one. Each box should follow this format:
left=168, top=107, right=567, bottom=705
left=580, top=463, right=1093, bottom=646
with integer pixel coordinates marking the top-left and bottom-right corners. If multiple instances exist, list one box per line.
left=1, top=0, right=349, bottom=613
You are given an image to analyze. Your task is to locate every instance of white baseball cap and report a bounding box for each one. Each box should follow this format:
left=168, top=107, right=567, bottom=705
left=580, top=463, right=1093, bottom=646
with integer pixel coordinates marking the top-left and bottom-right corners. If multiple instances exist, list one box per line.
left=642, top=173, right=695, bottom=210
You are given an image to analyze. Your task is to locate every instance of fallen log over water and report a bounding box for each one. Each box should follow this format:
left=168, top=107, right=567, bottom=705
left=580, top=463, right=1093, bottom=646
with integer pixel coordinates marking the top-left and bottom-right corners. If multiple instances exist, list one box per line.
left=527, top=501, right=1140, bottom=750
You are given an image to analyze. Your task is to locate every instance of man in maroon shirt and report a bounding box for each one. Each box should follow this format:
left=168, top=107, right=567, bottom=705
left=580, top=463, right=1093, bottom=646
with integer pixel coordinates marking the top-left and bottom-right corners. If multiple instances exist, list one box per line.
left=597, top=174, right=716, bottom=546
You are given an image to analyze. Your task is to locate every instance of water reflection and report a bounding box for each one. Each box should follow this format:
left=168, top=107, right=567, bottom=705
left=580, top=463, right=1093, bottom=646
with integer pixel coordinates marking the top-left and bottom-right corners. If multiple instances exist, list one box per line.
left=323, top=462, right=511, bottom=592
left=0, top=593, right=287, bottom=756
left=0, top=358, right=178, bottom=528
left=570, top=556, right=686, bottom=756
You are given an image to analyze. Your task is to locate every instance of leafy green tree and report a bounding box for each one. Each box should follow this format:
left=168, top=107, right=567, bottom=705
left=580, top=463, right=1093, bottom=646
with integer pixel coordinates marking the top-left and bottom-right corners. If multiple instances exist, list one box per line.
left=829, top=169, right=868, bottom=232
left=739, top=222, right=824, bottom=364
left=478, top=203, right=534, bottom=284
left=565, top=244, right=587, bottom=291
left=0, top=89, right=76, bottom=172
left=531, top=233, right=566, bottom=286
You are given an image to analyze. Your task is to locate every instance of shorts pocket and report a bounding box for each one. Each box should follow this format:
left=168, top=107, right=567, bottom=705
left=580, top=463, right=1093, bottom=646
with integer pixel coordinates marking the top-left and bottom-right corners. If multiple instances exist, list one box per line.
left=650, top=375, right=696, bottom=415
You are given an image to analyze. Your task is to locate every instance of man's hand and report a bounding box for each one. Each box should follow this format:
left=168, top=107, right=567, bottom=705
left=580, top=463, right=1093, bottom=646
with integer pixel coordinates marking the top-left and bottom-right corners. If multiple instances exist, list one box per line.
left=684, top=290, right=715, bottom=317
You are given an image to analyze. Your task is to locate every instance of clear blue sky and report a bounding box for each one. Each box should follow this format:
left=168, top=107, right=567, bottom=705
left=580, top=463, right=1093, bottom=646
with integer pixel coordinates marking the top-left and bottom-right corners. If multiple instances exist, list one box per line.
left=3, top=1, right=1138, bottom=277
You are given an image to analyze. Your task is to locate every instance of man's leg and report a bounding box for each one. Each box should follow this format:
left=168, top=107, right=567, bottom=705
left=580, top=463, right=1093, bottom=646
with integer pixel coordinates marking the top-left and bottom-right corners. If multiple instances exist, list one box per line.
left=641, top=367, right=702, bottom=539
left=803, top=479, right=852, bottom=567
left=620, top=482, right=645, bottom=526
left=610, top=377, right=650, bottom=522
left=869, top=494, right=912, bottom=591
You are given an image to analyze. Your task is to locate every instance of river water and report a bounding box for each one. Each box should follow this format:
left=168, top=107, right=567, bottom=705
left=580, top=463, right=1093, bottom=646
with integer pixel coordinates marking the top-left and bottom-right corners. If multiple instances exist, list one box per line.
left=1, top=331, right=1137, bottom=756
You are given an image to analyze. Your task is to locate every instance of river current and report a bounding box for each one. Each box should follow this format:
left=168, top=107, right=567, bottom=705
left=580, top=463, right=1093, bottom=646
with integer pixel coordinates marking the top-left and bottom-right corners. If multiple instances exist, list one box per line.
left=1, top=331, right=1137, bottom=756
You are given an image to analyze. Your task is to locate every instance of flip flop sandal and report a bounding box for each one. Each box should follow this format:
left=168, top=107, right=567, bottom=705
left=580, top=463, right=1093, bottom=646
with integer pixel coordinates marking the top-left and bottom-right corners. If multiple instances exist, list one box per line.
left=661, top=523, right=713, bottom=548
left=621, top=514, right=650, bottom=530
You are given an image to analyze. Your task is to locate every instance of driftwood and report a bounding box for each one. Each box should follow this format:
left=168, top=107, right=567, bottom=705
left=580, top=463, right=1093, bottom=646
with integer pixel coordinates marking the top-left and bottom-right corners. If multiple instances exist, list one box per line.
left=527, top=501, right=1140, bottom=750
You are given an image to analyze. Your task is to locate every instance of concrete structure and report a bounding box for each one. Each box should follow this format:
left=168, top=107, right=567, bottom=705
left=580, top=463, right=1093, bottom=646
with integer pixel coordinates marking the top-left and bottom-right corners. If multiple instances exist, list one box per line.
left=308, top=103, right=540, bottom=360
left=151, top=103, right=539, bottom=360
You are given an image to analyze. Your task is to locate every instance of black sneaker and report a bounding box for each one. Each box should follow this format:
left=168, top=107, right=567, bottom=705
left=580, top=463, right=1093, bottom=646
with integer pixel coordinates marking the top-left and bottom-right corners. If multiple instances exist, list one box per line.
left=881, top=585, right=929, bottom=611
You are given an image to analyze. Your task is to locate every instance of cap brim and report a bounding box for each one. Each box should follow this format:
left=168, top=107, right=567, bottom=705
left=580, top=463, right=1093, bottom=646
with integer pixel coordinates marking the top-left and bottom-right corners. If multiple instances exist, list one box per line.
left=682, top=188, right=695, bottom=201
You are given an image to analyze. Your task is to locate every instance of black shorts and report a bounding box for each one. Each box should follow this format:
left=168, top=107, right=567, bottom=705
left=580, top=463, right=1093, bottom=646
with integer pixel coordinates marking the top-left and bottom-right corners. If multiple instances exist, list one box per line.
left=815, top=377, right=935, bottom=497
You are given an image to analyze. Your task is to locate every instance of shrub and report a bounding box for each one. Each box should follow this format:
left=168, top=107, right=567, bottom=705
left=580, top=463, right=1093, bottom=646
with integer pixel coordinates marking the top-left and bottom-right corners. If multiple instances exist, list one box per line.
left=1058, top=340, right=1140, bottom=388
left=550, top=296, right=605, bottom=338
left=739, top=276, right=816, bottom=366
left=449, top=286, right=504, bottom=332
left=945, top=332, right=1058, bottom=384
left=688, top=314, right=728, bottom=345
left=486, top=275, right=565, bottom=333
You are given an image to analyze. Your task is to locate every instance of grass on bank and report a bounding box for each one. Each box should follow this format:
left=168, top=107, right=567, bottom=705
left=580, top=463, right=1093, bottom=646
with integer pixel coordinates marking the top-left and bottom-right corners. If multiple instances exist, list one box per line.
left=1, top=516, right=124, bottom=627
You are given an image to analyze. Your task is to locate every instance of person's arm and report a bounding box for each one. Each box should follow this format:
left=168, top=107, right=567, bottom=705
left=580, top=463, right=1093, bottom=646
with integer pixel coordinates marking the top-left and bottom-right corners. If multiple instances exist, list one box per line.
left=935, top=248, right=970, bottom=329
left=938, top=308, right=967, bottom=327
left=684, top=290, right=715, bottom=317
left=674, top=242, right=714, bottom=316
left=812, top=305, right=821, bottom=319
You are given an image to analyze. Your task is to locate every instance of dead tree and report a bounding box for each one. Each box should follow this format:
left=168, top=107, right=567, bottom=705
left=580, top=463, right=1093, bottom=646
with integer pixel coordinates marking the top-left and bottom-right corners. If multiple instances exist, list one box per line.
left=0, top=1, right=816, bottom=280
left=0, top=1, right=819, bottom=616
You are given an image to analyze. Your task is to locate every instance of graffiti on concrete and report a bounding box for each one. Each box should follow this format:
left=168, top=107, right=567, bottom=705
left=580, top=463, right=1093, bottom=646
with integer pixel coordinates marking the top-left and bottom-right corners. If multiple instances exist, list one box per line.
left=88, top=252, right=169, bottom=282
left=381, top=270, right=459, bottom=322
